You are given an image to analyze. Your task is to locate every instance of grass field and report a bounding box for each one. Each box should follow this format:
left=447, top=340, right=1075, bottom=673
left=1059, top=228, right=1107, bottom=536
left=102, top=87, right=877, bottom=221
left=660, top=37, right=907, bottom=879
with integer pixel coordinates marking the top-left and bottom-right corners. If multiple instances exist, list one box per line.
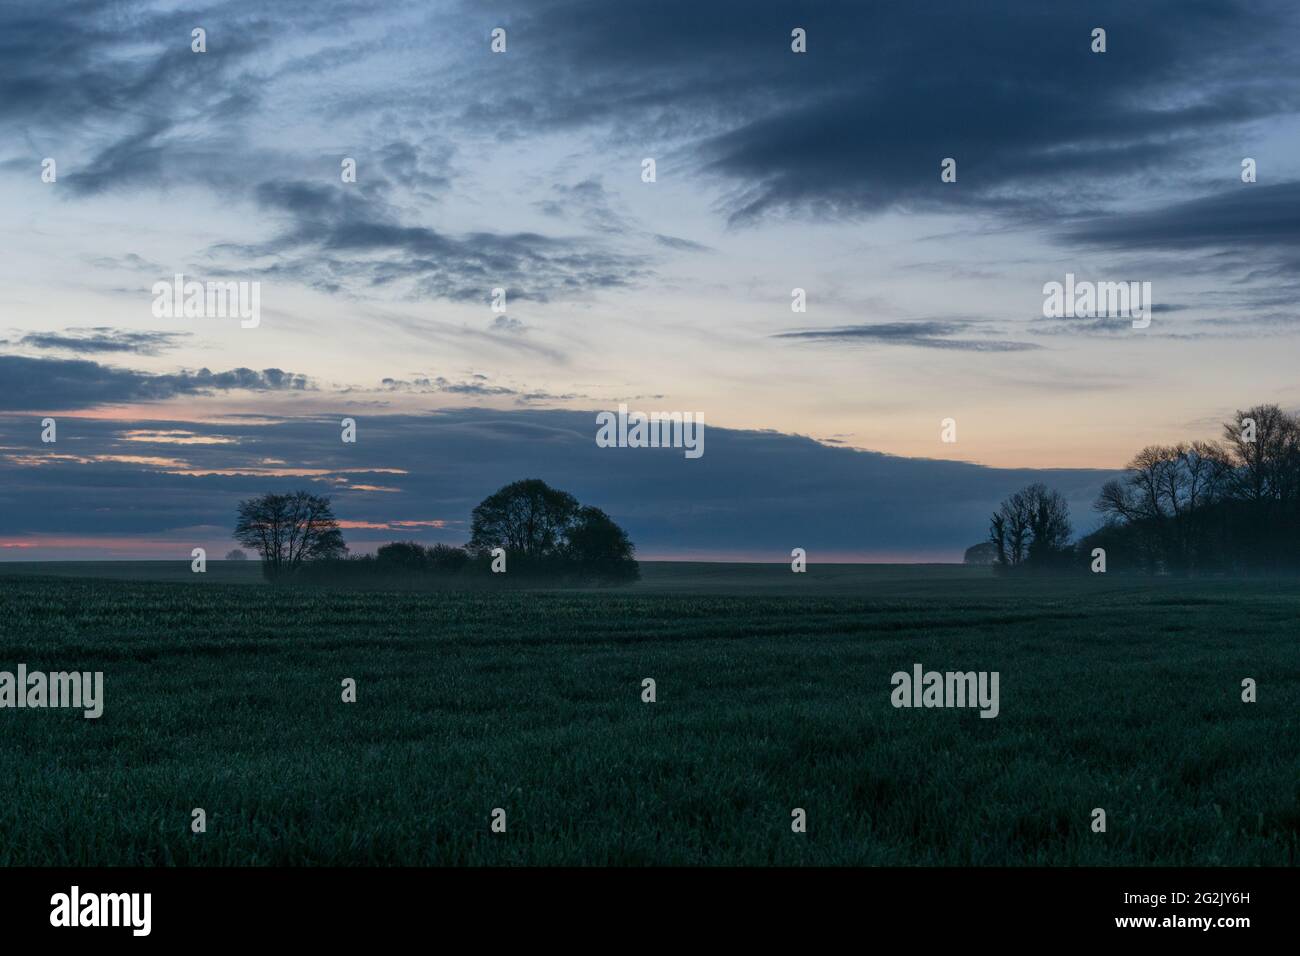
left=0, top=562, right=1296, bottom=865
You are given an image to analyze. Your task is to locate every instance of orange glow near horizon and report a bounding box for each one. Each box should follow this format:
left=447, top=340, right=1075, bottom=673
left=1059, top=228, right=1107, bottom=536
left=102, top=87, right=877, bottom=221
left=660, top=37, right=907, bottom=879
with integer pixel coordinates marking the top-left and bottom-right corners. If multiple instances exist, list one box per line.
left=336, top=519, right=450, bottom=530
left=119, top=430, right=239, bottom=445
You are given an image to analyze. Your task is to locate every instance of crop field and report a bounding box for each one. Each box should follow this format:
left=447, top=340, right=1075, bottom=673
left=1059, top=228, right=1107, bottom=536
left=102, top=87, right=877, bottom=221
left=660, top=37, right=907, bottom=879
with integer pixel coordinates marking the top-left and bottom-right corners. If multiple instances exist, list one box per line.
left=0, top=562, right=1296, bottom=865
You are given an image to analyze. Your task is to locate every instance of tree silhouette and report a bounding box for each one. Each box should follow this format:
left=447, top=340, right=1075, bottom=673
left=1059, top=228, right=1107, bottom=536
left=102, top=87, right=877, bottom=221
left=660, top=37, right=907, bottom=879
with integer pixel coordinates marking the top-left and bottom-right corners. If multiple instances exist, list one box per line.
left=1090, top=404, right=1300, bottom=573
left=466, top=479, right=638, bottom=581
left=468, top=479, right=579, bottom=558
left=565, top=506, right=638, bottom=580
left=234, top=491, right=346, bottom=577
left=990, top=483, right=1071, bottom=570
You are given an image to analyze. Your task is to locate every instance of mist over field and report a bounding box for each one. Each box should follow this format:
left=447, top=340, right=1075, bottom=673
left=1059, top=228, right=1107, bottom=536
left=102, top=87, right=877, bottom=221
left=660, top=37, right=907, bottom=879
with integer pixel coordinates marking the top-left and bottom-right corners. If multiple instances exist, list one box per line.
left=0, top=563, right=1295, bottom=866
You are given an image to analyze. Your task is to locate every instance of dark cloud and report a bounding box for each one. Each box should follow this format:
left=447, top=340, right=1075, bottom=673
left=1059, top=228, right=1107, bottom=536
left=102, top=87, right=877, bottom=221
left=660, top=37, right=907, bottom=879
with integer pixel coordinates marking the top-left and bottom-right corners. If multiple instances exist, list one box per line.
left=10, top=0, right=1289, bottom=311
left=0, top=1, right=295, bottom=196
left=1059, top=182, right=1300, bottom=259
left=220, top=179, right=647, bottom=302
left=16, top=328, right=190, bottom=356
left=9, top=1, right=1296, bottom=230
left=1032, top=308, right=1220, bottom=340
left=774, top=321, right=1039, bottom=352
left=469, top=0, right=1299, bottom=224
left=375, top=140, right=454, bottom=200
left=0, top=0, right=385, bottom=151
left=1044, top=184, right=1300, bottom=330
left=0, top=407, right=1116, bottom=559
left=0, top=2, right=643, bottom=305
left=0, top=356, right=311, bottom=411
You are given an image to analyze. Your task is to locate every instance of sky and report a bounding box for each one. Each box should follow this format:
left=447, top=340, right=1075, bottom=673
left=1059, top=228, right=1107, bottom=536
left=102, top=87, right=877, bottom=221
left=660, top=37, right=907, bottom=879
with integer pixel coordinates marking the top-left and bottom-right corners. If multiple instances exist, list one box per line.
left=2, top=0, right=1299, bottom=561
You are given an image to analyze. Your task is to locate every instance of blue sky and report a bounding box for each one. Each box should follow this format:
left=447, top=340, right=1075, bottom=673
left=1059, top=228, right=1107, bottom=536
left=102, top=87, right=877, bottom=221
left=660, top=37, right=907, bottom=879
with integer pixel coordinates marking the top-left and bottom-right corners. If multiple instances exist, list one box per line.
left=2, top=1, right=1299, bottom=559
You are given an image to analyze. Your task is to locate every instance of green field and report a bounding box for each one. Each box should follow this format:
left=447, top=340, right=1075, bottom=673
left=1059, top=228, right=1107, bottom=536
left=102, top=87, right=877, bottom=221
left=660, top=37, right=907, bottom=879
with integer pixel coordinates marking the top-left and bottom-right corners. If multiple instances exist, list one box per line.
left=0, top=562, right=1296, bottom=865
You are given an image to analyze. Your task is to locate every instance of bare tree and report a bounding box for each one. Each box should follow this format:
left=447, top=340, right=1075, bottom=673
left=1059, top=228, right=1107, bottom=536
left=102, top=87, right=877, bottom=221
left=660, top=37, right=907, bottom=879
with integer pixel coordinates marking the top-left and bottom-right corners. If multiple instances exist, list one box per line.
left=1221, top=405, right=1297, bottom=504
left=989, top=513, right=1008, bottom=566
left=234, top=491, right=346, bottom=576
left=990, top=483, right=1071, bottom=569
left=1176, top=442, right=1232, bottom=512
left=1026, top=483, right=1072, bottom=563
left=999, top=488, right=1032, bottom=566
left=1096, top=442, right=1231, bottom=572
left=1091, top=404, right=1300, bottom=574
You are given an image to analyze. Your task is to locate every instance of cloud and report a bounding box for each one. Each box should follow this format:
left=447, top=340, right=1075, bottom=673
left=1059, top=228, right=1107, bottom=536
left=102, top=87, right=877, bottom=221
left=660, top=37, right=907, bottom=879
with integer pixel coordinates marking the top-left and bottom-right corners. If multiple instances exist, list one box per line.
left=10, top=0, right=1298, bottom=243
left=515, top=390, right=582, bottom=404
left=375, top=373, right=588, bottom=405
left=468, top=0, right=1300, bottom=224
left=535, top=178, right=714, bottom=257
left=16, top=328, right=190, bottom=356
left=489, top=315, right=526, bottom=333
left=0, top=2, right=647, bottom=306
left=773, top=321, right=1040, bottom=352
left=0, top=407, right=1116, bottom=560
left=375, top=139, right=454, bottom=200
left=222, top=179, right=649, bottom=303
left=87, top=253, right=167, bottom=274
left=0, top=356, right=311, bottom=411
left=379, top=375, right=516, bottom=396
left=1059, top=182, right=1300, bottom=267
left=12, top=0, right=1293, bottom=318
left=653, top=234, right=713, bottom=253
left=1, top=1, right=292, bottom=197
left=534, top=177, right=631, bottom=233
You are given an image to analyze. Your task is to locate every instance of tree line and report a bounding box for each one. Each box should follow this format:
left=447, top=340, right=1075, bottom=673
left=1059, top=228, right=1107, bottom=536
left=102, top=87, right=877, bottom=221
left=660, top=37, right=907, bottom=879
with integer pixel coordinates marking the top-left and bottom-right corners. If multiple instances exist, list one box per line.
left=233, top=478, right=639, bottom=585
left=976, top=404, right=1300, bottom=574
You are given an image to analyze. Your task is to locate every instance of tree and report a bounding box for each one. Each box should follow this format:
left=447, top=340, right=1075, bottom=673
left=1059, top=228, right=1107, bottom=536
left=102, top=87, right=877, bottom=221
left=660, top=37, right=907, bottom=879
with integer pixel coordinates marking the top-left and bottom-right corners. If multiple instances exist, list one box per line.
left=1221, top=404, right=1299, bottom=506
left=1096, top=442, right=1232, bottom=573
left=224, top=548, right=248, bottom=561
left=427, top=543, right=469, bottom=572
left=990, top=483, right=1072, bottom=570
left=233, top=491, right=346, bottom=577
left=565, top=506, right=639, bottom=581
left=376, top=541, right=429, bottom=570
left=1219, top=405, right=1300, bottom=567
left=963, top=541, right=998, bottom=565
left=467, top=479, right=579, bottom=558
left=374, top=541, right=469, bottom=573
left=465, top=479, right=639, bottom=582
left=990, top=488, right=1032, bottom=567
left=1090, top=404, right=1300, bottom=574
left=989, top=513, right=1008, bottom=566
left=1026, top=483, right=1073, bottom=565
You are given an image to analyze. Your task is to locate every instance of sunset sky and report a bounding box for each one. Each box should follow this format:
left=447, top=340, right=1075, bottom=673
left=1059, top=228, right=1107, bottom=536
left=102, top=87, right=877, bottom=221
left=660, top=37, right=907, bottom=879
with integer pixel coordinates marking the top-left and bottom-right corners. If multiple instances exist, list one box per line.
left=3, top=0, right=1300, bottom=560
